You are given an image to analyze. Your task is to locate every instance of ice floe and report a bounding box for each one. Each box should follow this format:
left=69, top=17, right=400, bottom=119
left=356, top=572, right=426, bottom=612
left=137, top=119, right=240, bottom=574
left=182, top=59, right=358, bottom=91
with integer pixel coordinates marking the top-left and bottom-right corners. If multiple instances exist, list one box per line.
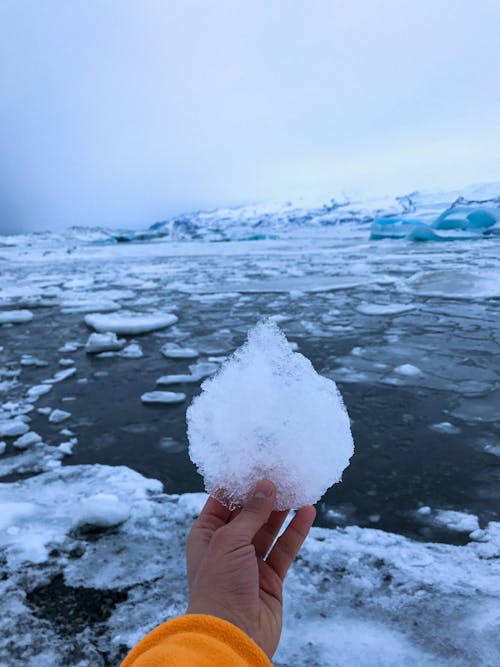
left=0, top=309, right=33, bottom=324
left=13, top=431, right=42, bottom=450
left=27, top=384, right=53, bottom=400
left=118, top=342, right=143, bottom=358
left=140, top=391, right=186, bottom=404
left=430, top=421, right=461, bottom=434
left=357, top=302, right=415, bottom=315
left=85, top=312, right=178, bottom=335
left=48, top=409, right=71, bottom=424
left=85, top=332, right=126, bottom=354
left=21, top=354, right=48, bottom=367
left=393, top=364, right=422, bottom=376
left=160, top=343, right=199, bottom=359
left=0, top=419, right=30, bottom=438
left=44, top=368, right=77, bottom=384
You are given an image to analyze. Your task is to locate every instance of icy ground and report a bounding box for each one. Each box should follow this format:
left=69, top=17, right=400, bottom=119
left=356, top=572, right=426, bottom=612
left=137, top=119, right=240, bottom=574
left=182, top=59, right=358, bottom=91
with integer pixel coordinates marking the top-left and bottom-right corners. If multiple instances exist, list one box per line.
left=0, top=464, right=498, bottom=667
left=0, top=184, right=499, bottom=665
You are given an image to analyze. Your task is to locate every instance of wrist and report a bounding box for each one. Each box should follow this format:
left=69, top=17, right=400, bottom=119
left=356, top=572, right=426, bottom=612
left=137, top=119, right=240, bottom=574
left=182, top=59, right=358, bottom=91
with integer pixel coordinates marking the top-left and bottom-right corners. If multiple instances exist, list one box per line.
left=187, top=599, right=252, bottom=640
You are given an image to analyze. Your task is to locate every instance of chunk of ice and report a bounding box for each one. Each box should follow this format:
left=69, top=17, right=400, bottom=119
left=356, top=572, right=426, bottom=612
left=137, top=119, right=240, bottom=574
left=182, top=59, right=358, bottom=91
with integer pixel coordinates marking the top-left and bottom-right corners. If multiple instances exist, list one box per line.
left=187, top=320, right=354, bottom=510
left=141, top=391, right=186, bottom=404
left=434, top=510, right=480, bottom=534
left=27, top=384, right=52, bottom=400
left=13, top=431, right=42, bottom=450
left=48, top=409, right=71, bottom=424
left=43, top=368, right=76, bottom=384
left=394, top=364, right=422, bottom=376
left=430, top=422, right=461, bottom=435
left=188, top=361, right=219, bottom=379
left=0, top=309, right=33, bottom=324
left=85, top=332, right=126, bottom=354
left=85, top=312, right=178, bottom=335
left=161, top=343, right=199, bottom=359
left=357, top=303, right=415, bottom=315
left=21, top=355, right=48, bottom=367
left=58, top=341, right=81, bottom=353
left=75, top=493, right=130, bottom=529
left=0, top=419, right=30, bottom=438
left=118, top=342, right=143, bottom=358
left=0, top=441, right=6, bottom=455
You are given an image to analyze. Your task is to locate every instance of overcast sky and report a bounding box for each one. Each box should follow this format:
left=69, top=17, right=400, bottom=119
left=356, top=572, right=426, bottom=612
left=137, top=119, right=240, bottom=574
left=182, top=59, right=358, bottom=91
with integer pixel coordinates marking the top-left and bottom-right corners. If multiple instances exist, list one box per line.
left=1, top=0, right=499, bottom=233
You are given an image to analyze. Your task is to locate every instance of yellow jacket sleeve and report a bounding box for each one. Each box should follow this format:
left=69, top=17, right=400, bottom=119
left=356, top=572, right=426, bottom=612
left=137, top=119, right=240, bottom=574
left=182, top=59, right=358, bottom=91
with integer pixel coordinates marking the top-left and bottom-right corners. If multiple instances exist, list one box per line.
left=120, top=614, right=273, bottom=666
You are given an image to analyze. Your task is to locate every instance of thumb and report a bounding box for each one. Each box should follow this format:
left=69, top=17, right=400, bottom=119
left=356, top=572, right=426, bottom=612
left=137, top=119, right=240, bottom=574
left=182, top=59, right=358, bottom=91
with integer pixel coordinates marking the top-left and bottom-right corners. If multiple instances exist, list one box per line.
left=226, top=480, right=276, bottom=544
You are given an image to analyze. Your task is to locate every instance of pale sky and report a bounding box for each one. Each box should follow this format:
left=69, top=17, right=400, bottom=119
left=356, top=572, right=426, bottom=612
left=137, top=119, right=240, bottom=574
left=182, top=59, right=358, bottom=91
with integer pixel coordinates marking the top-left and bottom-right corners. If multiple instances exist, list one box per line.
left=1, top=0, right=499, bottom=233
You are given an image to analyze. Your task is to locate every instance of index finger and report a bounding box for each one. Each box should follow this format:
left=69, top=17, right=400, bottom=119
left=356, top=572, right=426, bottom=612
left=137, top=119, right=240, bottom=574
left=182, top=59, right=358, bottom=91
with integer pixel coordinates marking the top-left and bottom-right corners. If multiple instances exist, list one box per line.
left=193, top=495, right=232, bottom=533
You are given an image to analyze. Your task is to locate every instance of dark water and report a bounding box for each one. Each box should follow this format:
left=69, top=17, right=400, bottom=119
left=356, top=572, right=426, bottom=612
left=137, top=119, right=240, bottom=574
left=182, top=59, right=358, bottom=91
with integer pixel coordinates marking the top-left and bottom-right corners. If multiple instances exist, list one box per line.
left=2, top=295, right=499, bottom=546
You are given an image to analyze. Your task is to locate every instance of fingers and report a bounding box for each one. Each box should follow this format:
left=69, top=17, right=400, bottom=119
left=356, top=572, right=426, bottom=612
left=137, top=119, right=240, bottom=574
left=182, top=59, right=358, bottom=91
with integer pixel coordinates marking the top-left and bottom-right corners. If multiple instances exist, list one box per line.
left=266, top=505, right=316, bottom=581
left=253, top=510, right=289, bottom=558
left=225, top=480, right=276, bottom=543
left=190, top=495, right=232, bottom=536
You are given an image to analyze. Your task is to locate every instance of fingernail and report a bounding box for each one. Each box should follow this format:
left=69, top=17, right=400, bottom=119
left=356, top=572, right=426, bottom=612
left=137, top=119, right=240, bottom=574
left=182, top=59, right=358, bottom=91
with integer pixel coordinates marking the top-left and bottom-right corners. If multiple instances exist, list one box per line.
left=254, top=480, right=274, bottom=499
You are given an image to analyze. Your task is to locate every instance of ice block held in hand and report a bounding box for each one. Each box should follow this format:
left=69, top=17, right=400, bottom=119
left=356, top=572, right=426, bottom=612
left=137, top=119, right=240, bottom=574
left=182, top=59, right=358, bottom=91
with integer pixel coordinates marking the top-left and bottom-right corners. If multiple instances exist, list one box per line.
left=187, top=320, right=354, bottom=510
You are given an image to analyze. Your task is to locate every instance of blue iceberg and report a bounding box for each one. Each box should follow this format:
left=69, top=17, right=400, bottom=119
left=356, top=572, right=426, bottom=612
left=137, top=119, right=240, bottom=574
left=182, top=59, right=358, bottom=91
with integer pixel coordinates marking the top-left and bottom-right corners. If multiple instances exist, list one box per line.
left=370, top=206, right=500, bottom=242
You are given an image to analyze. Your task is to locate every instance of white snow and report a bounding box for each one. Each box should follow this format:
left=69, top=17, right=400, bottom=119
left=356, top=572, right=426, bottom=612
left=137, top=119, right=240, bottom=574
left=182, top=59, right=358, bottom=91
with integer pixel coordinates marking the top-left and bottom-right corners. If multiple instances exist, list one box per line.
left=0, top=309, right=33, bottom=324
left=141, top=391, right=186, bottom=404
left=85, top=312, right=178, bottom=335
left=433, top=510, right=480, bottom=534
left=0, top=464, right=498, bottom=666
left=13, top=431, right=42, bottom=450
left=187, top=321, right=354, bottom=509
left=76, top=493, right=130, bottom=528
left=85, top=332, right=126, bottom=353
left=0, top=419, right=30, bottom=438
left=58, top=358, right=75, bottom=367
left=48, top=409, right=71, bottom=424
left=161, top=343, right=199, bottom=359
left=357, top=303, right=415, bottom=315
left=394, top=364, right=422, bottom=376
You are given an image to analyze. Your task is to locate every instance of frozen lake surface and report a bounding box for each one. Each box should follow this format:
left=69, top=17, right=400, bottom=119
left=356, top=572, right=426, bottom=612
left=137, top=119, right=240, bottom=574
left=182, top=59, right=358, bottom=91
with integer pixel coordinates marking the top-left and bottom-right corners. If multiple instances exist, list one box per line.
left=0, top=188, right=499, bottom=665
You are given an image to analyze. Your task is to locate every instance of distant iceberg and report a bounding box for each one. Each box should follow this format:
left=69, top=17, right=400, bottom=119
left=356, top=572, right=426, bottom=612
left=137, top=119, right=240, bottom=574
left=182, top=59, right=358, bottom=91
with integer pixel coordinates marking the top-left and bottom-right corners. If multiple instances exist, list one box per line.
left=370, top=196, right=500, bottom=242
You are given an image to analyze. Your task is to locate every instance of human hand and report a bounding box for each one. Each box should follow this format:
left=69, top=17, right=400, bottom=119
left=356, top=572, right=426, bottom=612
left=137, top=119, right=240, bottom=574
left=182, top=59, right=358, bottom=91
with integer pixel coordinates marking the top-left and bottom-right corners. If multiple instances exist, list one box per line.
left=186, top=480, right=316, bottom=658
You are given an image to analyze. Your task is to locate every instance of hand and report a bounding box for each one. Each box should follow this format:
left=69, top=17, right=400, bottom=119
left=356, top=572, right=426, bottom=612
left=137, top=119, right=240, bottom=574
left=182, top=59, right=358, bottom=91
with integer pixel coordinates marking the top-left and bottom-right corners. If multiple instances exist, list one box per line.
left=186, top=480, right=316, bottom=658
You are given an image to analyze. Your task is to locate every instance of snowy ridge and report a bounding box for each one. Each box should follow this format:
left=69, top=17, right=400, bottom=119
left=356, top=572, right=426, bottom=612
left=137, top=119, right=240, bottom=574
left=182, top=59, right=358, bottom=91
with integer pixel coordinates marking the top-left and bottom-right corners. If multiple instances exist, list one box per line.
left=1, top=181, right=499, bottom=245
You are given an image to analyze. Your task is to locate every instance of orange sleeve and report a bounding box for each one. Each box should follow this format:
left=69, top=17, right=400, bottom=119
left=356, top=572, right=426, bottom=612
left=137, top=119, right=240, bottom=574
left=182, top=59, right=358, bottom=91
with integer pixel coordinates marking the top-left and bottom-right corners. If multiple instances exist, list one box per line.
left=120, top=614, right=273, bottom=667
